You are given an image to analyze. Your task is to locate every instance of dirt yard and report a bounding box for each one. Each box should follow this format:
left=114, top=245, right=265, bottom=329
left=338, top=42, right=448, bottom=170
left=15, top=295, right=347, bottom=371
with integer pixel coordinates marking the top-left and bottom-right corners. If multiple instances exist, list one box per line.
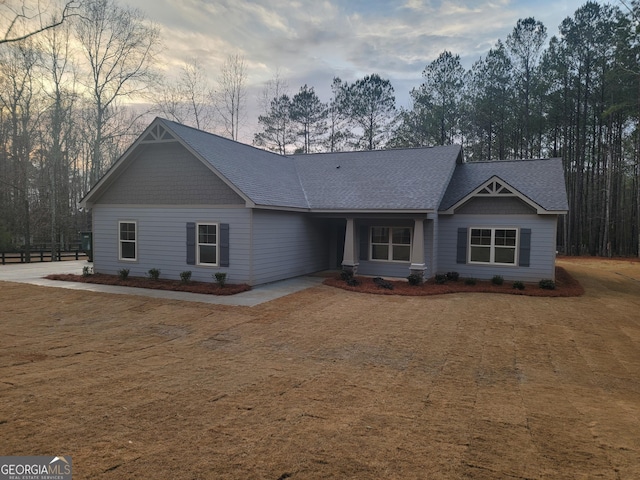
left=1, top=257, right=639, bottom=479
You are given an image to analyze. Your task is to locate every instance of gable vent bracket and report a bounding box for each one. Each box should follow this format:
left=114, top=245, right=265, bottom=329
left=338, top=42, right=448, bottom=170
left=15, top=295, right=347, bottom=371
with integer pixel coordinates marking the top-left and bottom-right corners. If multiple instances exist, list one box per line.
left=141, top=124, right=176, bottom=143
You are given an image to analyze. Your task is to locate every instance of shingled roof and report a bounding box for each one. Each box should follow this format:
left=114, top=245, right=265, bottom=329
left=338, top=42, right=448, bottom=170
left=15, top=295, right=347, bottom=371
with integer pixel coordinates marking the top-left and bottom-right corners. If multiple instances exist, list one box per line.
left=165, top=119, right=463, bottom=211
left=291, top=145, right=462, bottom=210
left=165, top=120, right=308, bottom=209
left=81, top=118, right=568, bottom=214
left=439, top=158, right=569, bottom=213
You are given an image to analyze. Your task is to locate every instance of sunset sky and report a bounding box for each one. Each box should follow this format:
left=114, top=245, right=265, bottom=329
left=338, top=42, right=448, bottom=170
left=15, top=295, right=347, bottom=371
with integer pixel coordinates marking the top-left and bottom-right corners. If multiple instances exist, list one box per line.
left=123, top=0, right=605, bottom=140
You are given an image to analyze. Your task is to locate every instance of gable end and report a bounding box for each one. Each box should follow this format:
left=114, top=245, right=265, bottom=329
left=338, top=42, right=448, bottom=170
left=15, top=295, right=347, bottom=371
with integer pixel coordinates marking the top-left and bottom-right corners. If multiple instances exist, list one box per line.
left=92, top=142, right=245, bottom=206
left=455, top=196, right=537, bottom=215
left=440, top=176, right=549, bottom=215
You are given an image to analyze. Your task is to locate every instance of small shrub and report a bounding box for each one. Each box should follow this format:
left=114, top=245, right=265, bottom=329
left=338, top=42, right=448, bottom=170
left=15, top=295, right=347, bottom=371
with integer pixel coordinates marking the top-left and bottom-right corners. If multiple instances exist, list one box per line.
left=464, top=277, right=477, bottom=286
left=82, top=265, right=93, bottom=277
left=491, top=275, right=504, bottom=286
left=346, top=277, right=360, bottom=287
left=539, top=279, right=556, bottom=290
left=446, top=271, right=460, bottom=282
left=180, top=270, right=192, bottom=284
left=434, top=274, right=447, bottom=285
left=340, top=270, right=354, bottom=282
left=373, top=277, right=394, bottom=290
left=512, top=280, right=525, bottom=290
left=118, top=268, right=129, bottom=280
left=147, top=268, right=161, bottom=281
left=407, top=273, right=423, bottom=286
left=214, top=272, right=227, bottom=288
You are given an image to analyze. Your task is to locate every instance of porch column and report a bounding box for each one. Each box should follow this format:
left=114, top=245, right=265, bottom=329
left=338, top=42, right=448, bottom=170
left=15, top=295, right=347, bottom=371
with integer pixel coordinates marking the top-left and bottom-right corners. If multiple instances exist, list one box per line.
left=410, top=217, right=427, bottom=281
left=342, top=217, right=358, bottom=274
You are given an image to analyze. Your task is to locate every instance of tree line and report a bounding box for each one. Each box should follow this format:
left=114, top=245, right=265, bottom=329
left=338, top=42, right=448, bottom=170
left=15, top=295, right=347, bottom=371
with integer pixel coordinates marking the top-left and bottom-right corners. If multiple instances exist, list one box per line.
left=0, top=0, right=246, bottom=259
left=253, top=1, right=640, bottom=257
left=1, top=0, right=639, bottom=258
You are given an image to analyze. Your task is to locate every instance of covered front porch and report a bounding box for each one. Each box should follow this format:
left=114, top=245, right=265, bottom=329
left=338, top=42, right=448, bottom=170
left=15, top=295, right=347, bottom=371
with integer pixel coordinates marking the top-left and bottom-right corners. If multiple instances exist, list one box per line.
left=320, top=213, right=438, bottom=281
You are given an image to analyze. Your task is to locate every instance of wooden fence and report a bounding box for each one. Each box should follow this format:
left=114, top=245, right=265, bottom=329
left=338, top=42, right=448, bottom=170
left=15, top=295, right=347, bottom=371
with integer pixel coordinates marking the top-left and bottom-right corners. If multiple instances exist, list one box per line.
left=0, top=246, right=88, bottom=265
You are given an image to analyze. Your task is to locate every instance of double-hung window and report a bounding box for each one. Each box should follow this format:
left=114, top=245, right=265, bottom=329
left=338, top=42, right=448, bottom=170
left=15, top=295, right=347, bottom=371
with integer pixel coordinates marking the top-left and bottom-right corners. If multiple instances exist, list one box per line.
left=119, top=221, right=137, bottom=261
left=469, top=228, right=517, bottom=265
left=370, top=227, right=412, bottom=262
left=197, top=223, right=218, bottom=265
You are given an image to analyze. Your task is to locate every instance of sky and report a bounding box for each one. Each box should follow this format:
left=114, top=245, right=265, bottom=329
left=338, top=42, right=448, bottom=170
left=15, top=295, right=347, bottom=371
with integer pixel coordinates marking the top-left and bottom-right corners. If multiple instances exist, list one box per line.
left=124, top=0, right=604, bottom=142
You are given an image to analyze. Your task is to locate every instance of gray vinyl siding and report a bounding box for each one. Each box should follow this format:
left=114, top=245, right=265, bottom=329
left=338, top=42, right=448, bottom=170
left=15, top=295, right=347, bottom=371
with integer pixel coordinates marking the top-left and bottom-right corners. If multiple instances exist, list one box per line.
left=438, top=214, right=558, bottom=282
left=251, top=210, right=330, bottom=285
left=92, top=205, right=251, bottom=284
left=358, top=260, right=410, bottom=277
left=95, top=143, right=244, bottom=205
left=455, top=196, right=537, bottom=215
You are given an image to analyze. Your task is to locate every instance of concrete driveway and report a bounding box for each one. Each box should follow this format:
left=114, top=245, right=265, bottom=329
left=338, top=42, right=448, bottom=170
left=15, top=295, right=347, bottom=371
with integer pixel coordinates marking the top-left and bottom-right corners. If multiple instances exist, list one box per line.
left=0, top=260, right=324, bottom=307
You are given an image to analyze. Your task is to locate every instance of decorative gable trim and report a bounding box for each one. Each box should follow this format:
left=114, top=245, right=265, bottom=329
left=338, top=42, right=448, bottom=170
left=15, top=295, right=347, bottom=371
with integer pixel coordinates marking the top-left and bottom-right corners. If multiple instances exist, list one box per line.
left=440, top=175, right=555, bottom=215
left=476, top=179, right=513, bottom=196
left=141, top=124, right=176, bottom=143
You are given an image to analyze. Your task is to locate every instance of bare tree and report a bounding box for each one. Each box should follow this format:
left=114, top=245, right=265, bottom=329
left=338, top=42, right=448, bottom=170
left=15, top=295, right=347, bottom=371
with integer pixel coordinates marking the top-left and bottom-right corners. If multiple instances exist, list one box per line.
left=216, top=53, right=247, bottom=140
left=0, top=0, right=78, bottom=45
left=40, top=21, right=77, bottom=259
left=74, top=0, right=160, bottom=185
left=0, top=39, right=42, bottom=260
left=258, top=69, right=288, bottom=120
left=156, top=58, right=216, bottom=131
left=253, top=71, right=294, bottom=154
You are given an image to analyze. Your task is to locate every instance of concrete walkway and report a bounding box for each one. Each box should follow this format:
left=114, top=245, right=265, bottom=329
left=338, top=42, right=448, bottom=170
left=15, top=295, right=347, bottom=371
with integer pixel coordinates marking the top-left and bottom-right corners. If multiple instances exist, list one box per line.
left=0, top=260, right=325, bottom=307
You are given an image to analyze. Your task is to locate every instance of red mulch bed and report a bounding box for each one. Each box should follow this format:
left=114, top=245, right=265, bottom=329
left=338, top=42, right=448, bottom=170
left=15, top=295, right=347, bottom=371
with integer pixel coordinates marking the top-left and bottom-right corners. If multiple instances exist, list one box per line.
left=323, top=266, right=584, bottom=297
left=45, top=273, right=251, bottom=296
left=557, top=255, right=640, bottom=263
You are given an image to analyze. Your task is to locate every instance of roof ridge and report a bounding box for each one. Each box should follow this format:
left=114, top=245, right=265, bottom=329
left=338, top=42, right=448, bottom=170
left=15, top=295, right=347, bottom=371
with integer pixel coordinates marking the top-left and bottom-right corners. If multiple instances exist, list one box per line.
left=465, top=157, right=560, bottom=165
left=289, top=143, right=462, bottom=158
left=158, top=117, right=286, bottom=161
left=291, top=157, right=311, bottom=209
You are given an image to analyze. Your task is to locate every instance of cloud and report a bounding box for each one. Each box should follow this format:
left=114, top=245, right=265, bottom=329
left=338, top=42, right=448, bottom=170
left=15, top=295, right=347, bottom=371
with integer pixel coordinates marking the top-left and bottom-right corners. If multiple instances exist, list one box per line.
left=124, top=0, right=590, bottom=139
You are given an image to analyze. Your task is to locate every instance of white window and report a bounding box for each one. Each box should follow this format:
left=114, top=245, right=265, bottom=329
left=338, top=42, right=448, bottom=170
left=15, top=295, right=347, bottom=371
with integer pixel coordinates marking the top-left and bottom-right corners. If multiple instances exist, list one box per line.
left=197, top=223, right=218, bottom=265
left=469, top=228, right=517, bottom=265
left=370, top=227, right=412, bottom=262
left=119, top=221, right=137, bottom=261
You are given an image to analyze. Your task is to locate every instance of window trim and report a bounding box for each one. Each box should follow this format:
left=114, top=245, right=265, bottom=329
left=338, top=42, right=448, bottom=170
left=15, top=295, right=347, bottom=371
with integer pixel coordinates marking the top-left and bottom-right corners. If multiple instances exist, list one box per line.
left=118, top=220, right=137, bottom=262
left=468, top=227, right=519, bottom=266
left=196, top=222, right=219, bottom=266
left=369, top=226, right=413, bottom=263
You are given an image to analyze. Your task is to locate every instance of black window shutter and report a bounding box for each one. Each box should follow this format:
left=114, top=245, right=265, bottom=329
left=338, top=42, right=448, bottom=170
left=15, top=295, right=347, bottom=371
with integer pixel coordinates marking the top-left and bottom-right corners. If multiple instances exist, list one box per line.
left=519, top=228, right=531, bottom=267
left=359, top=225, right=368, bottom=261
left=220, top=223, right=230, bottom=267
left=186, top=222, right=195, bottom=265
left=456, top=228, right=467, bottom=264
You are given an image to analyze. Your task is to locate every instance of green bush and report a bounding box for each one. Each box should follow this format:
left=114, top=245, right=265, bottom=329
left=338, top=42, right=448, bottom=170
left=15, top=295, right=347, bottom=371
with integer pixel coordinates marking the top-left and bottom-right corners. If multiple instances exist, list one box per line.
left=147, top=268, right=161, bottom=281
left=434, top=274, right=447, bottom=285
left=512, top=281, right=525, bottom=290
left=214, top=272, right=227, bottom=287
left=539, top=279, right=556, bottom=290
left=340, top=270, right=353, bottom=282
left=346, top=277, right=360, bottom=287
left=118, top=268, right=129, bottom=280
left=180, top=271, right=192, bottom=284
left=407, top=273, right=423, bottom=286
left=464, top=278, right=477, bottom=286
left=491, top=275, right=504, bottom=286
left=373, top=277, right=394, bottom=290
left=446, top=271, right=460, bottom=282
